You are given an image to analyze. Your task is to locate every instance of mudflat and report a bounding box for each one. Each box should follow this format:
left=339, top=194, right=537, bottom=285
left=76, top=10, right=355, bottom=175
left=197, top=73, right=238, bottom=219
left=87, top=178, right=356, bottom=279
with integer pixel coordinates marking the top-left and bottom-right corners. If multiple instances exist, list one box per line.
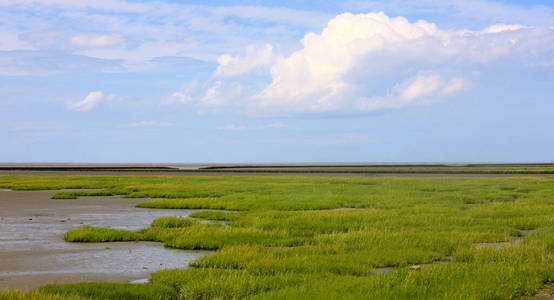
left=0, top=190, right=209, bottom=290
left=1, top=162, right=554, bottom=177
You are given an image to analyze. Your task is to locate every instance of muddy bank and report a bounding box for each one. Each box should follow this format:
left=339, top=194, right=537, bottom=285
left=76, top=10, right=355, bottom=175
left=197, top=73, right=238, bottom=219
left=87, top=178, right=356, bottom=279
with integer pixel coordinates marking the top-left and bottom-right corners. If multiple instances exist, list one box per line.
left=531, top=283, right=554, bottom=300
left=1, top=162, right=554, bottom=177
left=0, top=190, right=209, bottom=290
left=2, top=170, right=553, bottom=178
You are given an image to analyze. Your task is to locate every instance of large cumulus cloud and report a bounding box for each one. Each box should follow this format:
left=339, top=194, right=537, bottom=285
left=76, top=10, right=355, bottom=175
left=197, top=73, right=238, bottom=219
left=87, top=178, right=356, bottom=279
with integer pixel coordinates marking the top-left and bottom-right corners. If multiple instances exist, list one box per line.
left=169, top=12, right=554, bottom=114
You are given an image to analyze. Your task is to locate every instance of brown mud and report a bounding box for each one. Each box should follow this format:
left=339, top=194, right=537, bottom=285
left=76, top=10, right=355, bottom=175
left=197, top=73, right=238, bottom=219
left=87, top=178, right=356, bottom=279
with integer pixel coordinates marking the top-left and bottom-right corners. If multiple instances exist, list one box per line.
left=0, top=190, right=209, bottom=290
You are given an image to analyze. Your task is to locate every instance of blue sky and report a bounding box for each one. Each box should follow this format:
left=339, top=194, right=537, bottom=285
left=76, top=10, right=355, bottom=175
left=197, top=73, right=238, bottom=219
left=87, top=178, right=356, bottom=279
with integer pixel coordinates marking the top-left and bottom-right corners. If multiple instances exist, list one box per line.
left=1, top=0, right=553, bottom=162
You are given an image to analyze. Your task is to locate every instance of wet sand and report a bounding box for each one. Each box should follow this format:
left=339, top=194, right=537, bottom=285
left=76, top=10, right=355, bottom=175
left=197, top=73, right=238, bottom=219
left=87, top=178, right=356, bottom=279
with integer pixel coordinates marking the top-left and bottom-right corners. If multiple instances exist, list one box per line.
left=0, top=190, right=209, bottom=290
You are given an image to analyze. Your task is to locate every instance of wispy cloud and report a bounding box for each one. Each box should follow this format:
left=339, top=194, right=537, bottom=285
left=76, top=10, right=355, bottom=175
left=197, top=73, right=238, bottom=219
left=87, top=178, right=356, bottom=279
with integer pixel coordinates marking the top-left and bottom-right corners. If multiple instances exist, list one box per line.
left=217, top=124, right=247, bottom=131
left=214, top=44, right=280, bottom=77
left=70, top=34, right=123, bottom=48
left=215, top=122, right=288, bottom=131
left=160, top=82, right=199, bottom=106
left=0, top=1, right=330, bottom=70
left=356, top=73, right=469, bottom=110
left=0, top=51, right=123, bottom=76
left=66, top=91, right=106, bottom=111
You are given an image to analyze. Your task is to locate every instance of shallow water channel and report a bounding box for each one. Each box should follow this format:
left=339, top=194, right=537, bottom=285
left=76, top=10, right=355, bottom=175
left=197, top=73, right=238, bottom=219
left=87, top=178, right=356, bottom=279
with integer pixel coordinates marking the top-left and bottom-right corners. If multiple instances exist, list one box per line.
left=0, top=189, right=210, bottom=290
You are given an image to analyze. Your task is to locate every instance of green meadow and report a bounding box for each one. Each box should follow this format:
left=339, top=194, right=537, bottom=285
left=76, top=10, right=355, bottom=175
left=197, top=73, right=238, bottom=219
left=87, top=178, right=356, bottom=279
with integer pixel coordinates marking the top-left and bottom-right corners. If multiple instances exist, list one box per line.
left=1, top=174, right=554, bottom=299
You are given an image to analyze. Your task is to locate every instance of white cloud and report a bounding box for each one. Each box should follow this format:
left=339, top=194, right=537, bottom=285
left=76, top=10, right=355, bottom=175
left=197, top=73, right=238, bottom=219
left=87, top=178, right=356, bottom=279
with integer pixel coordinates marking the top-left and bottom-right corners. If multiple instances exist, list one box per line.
left=1, top=0, right=551, bottom=78
left=160, top=81, right=199, bottom=106
left=257, top=12, right=441, bottom=111
left=124, top=121, right=173, bottom=127
left=217, top=124, right=247, bottom=131
left=66, top=91, right=111, bottom=111
left=356, top=73, right=469, bottom=110
left=160, top=80, right=252, bottom=114
left=196, top=81, right=252, bottom=113
left=201, top=81, right=225, bottom=106
left=163, top=92, right=192, bottom=105
left=215, top=44, right=280, bottom=77
left=442, top=77, right=468, bottom=95
left=71, top=34, right=123, bottom=48
left=400, top=74, right=443, bottom=101
left=482, top=24, right=527, bottom=34
left=253, top=12, right=553, bottom=113
left=159, top=11, right=552, bottom=115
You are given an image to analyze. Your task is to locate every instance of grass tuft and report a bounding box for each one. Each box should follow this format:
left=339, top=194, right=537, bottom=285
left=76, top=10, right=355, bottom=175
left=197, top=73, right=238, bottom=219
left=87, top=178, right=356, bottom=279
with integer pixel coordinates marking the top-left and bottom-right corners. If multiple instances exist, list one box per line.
left=64, top=226, right=140, bottom=242
left=0, top=290, right=85, bottom=300
left=151, top=216, right=196, bottom=228
left=189, top=210, right=239, bottom=222
left=37, top=282, right=176, bottom=300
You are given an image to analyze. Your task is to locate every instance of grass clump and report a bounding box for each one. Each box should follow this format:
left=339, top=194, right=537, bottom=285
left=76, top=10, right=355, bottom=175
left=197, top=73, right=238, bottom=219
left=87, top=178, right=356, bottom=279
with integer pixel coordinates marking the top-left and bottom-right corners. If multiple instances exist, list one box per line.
left=151, top=268, right=307, bottom=300
left=0, top=290, right=85, bottom=300
left=37, top=282, right=176, bottom=300
left=151, top=216, right=196, bottom=228
left=135, top=198, right=236, bottom=210
left=189, top=210, right=239, bottom=222
left=64, top=226, right=140, bottom=242
left=51, top=190, right=114, bottom=199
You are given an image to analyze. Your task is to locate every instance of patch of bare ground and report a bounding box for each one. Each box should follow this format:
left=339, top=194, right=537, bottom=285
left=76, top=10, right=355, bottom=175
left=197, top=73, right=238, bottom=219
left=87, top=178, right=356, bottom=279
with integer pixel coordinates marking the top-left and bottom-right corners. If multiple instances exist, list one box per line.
left=474, top=229, right=534, bottom=249
left=474, top=238, right=523, bottom=249
left=295, top=207, right=367, bottom=212
left=373, top=256, right=452, bottom=275
left=530, top=283, right=554, bottom=300
left=0, top=189, right=209, bottom=290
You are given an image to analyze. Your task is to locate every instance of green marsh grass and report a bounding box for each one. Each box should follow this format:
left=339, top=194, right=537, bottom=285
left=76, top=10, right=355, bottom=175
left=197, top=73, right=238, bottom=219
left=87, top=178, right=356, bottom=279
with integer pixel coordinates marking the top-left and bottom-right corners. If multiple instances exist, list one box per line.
left=37, top=282, right=176, bottom=300
left=64, top=226, right=140, bottom=242
left=0, top=290, right=85, bottom=300
left=188, top=211, right=239, bottom=222
left=151, top=216, right=196, bottom=228
left=51, top=190, right=114, bottom=199
left=1, top=174, right=554, bottom=299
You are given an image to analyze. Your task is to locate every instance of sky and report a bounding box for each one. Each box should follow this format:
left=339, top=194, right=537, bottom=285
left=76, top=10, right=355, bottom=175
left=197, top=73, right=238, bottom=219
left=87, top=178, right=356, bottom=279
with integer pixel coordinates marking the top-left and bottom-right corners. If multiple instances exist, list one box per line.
left=1, top=0, right=553, bottom=163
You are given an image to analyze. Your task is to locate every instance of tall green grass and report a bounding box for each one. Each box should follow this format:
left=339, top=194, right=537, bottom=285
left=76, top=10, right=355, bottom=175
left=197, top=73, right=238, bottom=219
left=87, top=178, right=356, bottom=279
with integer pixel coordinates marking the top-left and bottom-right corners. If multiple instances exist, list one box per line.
left=0, top=290, right=85, bottom=300
left=1, top=174, right=554, bottom=299
left=51, top=190, right=114, bottom=199
left=64, top=226, right=140, bottom=242
left=151, top=216, right=196, bottom=228
left=37, top=282, right=176, bottom=300
left=188, top=211, right=239, bottom=222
